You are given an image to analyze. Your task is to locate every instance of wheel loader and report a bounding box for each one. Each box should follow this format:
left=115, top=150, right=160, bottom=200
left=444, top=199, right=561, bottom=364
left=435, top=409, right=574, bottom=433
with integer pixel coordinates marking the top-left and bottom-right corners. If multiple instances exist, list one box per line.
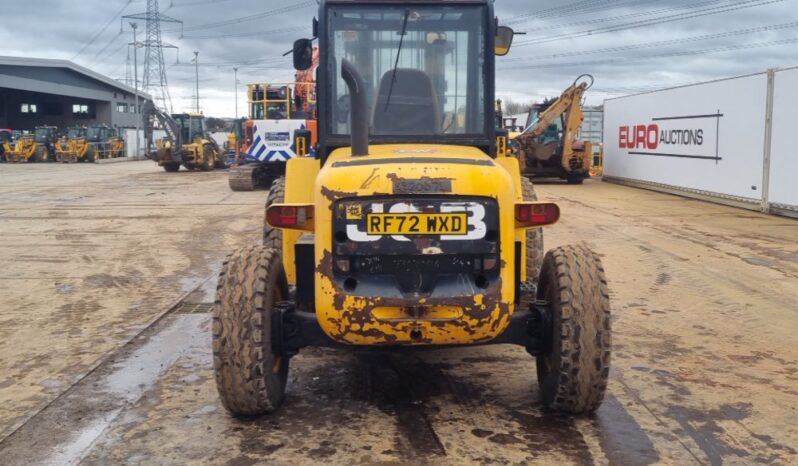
left=213, top=0, right=611, bottom=417
left=148, top=109, right=224, bottom=172
left=4, top=126, right=57, bottom=163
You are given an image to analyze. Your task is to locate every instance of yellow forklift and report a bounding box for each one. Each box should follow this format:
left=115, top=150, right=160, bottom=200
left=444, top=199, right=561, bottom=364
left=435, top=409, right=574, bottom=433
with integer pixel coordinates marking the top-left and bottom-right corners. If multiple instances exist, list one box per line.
left=4, top=126, right=57, bottom=163
left=212, top=0, right=612, bottom=417
left=55, top=127, right=89, bottom=163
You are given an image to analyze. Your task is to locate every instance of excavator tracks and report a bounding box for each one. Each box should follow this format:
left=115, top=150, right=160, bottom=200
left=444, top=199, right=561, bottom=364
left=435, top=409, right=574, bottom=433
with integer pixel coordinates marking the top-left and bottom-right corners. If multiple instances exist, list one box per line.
left=228, top=164, right=259, bottom=191
left=228, top=164, right=276, bottom=191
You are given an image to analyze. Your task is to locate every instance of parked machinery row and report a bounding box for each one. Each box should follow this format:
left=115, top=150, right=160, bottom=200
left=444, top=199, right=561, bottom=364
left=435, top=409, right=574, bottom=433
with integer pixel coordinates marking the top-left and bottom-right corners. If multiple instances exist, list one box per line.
left=1, top=125, right=126, bottom=163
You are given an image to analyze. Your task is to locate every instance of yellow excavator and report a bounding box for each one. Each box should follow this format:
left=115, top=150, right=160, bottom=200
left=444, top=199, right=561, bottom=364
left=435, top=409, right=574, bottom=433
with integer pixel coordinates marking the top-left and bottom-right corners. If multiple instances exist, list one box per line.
left=512, top=75, right=603, bottom=184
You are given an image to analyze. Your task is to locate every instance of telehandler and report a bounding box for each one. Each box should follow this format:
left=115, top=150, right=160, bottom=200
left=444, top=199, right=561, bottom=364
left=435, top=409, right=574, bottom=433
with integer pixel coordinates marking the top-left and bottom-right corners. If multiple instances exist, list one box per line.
left=55, top=127, right=89, bottom=163
left=213, top=0, right=611, bottom=417
left=4, top=126, right=57, bottom=163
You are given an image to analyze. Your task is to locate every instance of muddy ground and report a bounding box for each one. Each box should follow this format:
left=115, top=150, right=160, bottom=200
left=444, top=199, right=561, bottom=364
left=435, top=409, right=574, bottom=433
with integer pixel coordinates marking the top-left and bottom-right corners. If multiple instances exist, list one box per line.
left=0, top=161, right=796, bottom=465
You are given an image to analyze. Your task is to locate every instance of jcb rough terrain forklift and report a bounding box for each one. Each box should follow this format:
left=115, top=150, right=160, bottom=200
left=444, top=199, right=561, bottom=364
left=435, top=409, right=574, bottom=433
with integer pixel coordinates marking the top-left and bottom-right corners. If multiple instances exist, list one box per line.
left=213, top=0, right=611, bottom=417
left=84, top=125, right=125, bottom=160
left=149, top=109, right=224, bottom=172
left=4, top=126, right=57, bottom=163
left=55, top=127, right=89, bottom=163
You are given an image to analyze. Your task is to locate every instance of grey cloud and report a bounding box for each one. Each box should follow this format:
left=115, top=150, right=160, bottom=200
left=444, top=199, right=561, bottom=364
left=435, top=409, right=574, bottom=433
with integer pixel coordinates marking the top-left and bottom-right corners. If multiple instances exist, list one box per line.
left=2, top=0, right=795, bottom=114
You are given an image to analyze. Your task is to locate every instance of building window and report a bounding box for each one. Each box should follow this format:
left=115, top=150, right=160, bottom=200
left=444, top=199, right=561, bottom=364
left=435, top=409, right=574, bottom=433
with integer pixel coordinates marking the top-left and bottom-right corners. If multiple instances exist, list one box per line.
left=72, top=103, right=95, bottom=119
left=116, top=103, right=128, bottom=113
left=21, top=103, right=37, bottom=113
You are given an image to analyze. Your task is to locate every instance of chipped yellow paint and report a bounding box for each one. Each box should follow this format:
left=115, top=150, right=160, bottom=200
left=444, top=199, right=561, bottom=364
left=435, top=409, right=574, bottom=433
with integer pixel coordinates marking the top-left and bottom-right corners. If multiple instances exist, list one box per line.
left=283, top=143, right=535, bottom=345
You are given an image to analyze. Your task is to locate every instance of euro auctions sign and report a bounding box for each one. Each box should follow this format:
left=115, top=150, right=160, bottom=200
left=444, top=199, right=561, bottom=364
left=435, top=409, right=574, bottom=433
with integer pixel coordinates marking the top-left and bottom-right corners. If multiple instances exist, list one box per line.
left=618, top=111, right=723, bottom=162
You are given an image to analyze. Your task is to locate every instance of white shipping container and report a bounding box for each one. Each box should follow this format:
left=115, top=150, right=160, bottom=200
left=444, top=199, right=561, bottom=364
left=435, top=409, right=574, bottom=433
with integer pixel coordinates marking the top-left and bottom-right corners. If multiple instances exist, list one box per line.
left=767, top=66, right=798, bottom=215
left=603, top=73, right=769, bottom=203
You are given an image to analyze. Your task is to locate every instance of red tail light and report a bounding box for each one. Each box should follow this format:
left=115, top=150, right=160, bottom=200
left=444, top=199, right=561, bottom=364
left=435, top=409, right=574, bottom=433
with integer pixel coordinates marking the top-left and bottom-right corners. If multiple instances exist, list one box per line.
left=266, top=204, right=314, bottom=230
left=515, top=202, right=560, bottom=228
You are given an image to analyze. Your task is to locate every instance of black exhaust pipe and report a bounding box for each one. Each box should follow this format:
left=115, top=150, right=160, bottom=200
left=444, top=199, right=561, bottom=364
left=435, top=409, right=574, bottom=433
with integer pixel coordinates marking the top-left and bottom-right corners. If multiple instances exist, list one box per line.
left=340, top=59, right=369, bottom=156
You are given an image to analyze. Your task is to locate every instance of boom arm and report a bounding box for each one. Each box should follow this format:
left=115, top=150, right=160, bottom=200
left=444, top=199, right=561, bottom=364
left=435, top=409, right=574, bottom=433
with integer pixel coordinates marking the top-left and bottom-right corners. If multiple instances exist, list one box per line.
left=150, top=106, right=182, bottom=148
left=518, top=74, right=593, bottom=143
left=511, top=75, right=595, bottom=176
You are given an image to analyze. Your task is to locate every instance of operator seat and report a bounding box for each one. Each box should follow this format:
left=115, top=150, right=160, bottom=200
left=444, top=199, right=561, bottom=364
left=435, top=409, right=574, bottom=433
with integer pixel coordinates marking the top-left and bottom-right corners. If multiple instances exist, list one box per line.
left=373, top=69, right=442, bottom=135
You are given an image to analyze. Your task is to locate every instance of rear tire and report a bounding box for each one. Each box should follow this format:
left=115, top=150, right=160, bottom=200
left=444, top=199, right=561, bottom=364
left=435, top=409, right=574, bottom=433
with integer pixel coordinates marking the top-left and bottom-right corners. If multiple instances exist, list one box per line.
left=521, top=177, right=544, bottom=298
left=163, top=162, right=180, bottom=172
left=213, top=246, right=290, bottom=417
left=536, top=245, right=611, bottom=414
left=263, top=176, right=285, bottom=251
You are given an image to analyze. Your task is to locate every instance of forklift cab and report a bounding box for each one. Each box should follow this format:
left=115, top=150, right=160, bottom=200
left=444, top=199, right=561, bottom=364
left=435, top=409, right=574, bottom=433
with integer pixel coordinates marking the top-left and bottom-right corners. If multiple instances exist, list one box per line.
left=294, top=0, right=514, bottom=161
left=34, top=126, right=56, bottom=143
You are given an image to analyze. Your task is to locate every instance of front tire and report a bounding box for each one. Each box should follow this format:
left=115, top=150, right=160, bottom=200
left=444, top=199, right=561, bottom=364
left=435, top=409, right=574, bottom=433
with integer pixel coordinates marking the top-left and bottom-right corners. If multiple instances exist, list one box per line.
left=566, top=174, right=585, bottom=185
left=84, top=147, right=96, bottom=163
left=213, top=246, right=290, bottom=417
left=32, top=147, right=46, bottom=163
left=536, top=245, right=611, bottom=414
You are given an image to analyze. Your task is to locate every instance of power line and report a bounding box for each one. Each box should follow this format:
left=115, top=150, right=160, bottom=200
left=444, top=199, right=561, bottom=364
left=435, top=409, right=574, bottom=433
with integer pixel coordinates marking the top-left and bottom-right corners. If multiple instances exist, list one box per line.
left=500, top=37, right=798, bottom=70
left=506, top=0, right=659, bottom=26
left=170, top=56, right=287, bottom=68
left=514, top=0, right=785, bottom=47
left=165, top=1, right=315, bottom=33
left=72, top=0, right=134, bottom=60
left=181, top=26, right=305, bottom=40
left=503, top=21, right=798, bottom=62
left=85, top=31, right=125, bottom=66
left=167, top=0, right=238, bottom=8
left=512, top=0, right=728, bottom=34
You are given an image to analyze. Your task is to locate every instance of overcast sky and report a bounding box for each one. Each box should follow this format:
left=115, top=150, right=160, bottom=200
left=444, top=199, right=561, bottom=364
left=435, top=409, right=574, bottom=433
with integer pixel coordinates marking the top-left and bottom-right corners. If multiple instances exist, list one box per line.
left=1, top=0, right=796, bottom=117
